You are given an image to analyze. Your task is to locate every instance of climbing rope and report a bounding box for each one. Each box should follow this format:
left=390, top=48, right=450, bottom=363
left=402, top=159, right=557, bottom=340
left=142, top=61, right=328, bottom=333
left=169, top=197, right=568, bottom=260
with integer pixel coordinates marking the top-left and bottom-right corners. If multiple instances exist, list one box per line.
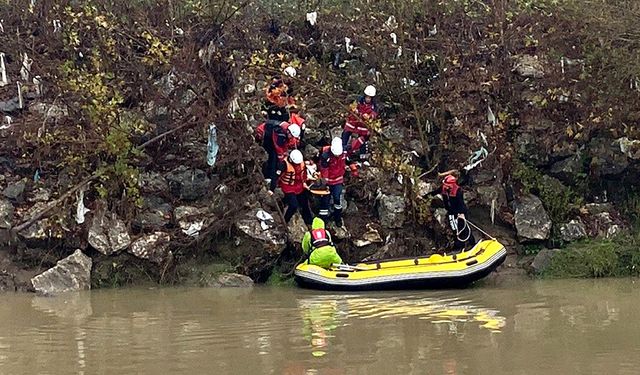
left=455, top=216, right=471, bottom=242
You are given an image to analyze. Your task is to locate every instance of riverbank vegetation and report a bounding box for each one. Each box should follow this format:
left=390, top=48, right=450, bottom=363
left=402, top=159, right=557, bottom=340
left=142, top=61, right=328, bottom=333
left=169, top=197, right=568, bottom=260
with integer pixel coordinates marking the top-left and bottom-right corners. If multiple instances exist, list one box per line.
left=0, top=0, right=639, bottom=291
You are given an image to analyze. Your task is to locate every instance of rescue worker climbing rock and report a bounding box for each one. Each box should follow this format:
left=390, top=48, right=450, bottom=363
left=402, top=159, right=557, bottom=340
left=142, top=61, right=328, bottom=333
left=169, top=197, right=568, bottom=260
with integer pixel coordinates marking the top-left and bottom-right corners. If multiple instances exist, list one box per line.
left=341, top=85, right=379, bottom=157
left=270, top=149, right=313, bottom=225
left=261, top=119, right=286, bottom=181
left=424, top=171, right=476, bottom=252
left=318, top=137, right=347, bottom=228
left=274, top=122, right=302, bottom=161
left=301, top=217, right=343, bottom=269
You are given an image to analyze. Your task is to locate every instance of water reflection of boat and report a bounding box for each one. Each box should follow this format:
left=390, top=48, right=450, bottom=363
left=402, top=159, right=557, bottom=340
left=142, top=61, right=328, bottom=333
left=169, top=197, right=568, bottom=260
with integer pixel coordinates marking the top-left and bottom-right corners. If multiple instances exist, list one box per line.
left=295, top=240, right=507, bottom=291
left=296, top=294, right=505, bottom=358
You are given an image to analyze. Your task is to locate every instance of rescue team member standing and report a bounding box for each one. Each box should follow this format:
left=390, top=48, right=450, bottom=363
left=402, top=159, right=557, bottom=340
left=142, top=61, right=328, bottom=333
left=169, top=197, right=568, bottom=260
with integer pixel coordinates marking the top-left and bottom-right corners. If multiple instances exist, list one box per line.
left=301, top=217, right=343, bottom=268
left=273, top=122, right=302, bottom=161
left=318, top=137, right=347, bottom=228
left=424, top=172, right=476, bottom=252
left=341, top=85, right=378, bottom=156
left=269, top=149, right=313, bottom=226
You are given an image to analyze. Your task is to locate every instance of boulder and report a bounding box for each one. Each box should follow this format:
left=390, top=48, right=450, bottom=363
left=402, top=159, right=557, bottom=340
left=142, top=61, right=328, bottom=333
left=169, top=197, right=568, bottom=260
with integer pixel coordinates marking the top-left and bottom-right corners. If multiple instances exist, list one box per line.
left=377, top=194, right=406, bottom=229
left=581, top=203, right=627, bottom=238
left=514, top=194, right=552, bottom=241
left=559, top=219, right=587, bottom=242
left=235, top=208, right=287, bottom=251
left=513, top=55, right=545, bottom=78
left=88, top=211, right=131, bottom=255
left=287, top=214, right=308, bottom=244
left=0, top=97, right=21, bottom=113
left=133, top=196, right=172, bottom=231
left=0, top=200, right=13, bottom=229
left=128, top=232, right=171, bottom=264
left=208, top=273, right=254, bottom=287
left=165, top=166, right=211, bottom=201
left=28, top=188, right=51, bottom=203
left=175, top=206, right=209, bottom=237
left=550, top=155, right=583, bottom=184
left=19, top=218, right=64, bottom=243
left=476, top=185, right=508, bottom=209
left=353, top=224, right=383, bottom=247
left=516, top=132, right=549, bottom=167
left=31, top=250, right=92, bottom=295
left=29, top=102, right=69, bottom=120
left=615, top=137, right=640, bottom=159
left=530, top=249, right=560, bottom=274
left=143, top=101, right=169, bottom=123
left=589, top=138, right=629, bottom=177
left=138, top=171, right=170, bottom=195
left=2, top=178, right=26, bottom=202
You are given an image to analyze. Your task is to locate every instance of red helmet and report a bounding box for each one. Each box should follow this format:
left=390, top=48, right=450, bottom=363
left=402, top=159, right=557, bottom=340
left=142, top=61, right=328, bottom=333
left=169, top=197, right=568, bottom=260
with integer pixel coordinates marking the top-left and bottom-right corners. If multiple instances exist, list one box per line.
left=443, top=175, right=457, bottom=185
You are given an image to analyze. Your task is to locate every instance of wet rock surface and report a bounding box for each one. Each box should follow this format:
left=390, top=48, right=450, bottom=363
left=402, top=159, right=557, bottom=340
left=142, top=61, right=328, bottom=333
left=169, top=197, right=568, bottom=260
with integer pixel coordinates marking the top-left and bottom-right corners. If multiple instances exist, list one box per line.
left=514, top=194, right=552, bottom=241
left=88, top=211, right=131, bottom=255
left=31, top=250, right=92, bottom=295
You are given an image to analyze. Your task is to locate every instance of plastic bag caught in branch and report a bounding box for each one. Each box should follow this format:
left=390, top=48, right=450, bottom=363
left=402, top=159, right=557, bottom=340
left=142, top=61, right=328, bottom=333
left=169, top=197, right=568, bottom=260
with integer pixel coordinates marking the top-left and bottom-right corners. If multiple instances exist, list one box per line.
left=0, top=53, right=8, bottom=87
left=345, top=37, right=353, bottom=53
left=206, top=123, right=219, bottom=167
left=306, top=11, right=318, bottom=26
left=75, top=189, right=90, bottom=224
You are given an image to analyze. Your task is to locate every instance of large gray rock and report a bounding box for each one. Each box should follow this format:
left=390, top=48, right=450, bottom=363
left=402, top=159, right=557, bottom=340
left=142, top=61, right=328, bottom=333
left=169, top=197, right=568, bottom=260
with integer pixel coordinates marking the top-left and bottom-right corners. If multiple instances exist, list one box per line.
left=615, top=137, right=640, bottom=159
left=29, top=102, right=69, bottom=120
left=133, top=196, right=172, bottom=231
left=560, top=219, right=587, bottom=242
left=530, top=249, right=559, bottom=274
left=31, top=250, right=92, bottom=295
left=128, top=232, right=171, bottom=264
left=208, top=273, right=254, bottom=287
left=235, top=209, right=287, bottom=251
left=138, top=171, right=170, bottom=195
left=581, top=203, right=627, bottom=239
left=2, top=178, right=26, bottom=202
left=513, top=55, right=545, bottom=78
left=589, top=138, right=629, bottom=177
left=550, top=155, right=583, bottom=184
left=165, top=166, right=211, bottom=201
left=0, top=97, right=21, bottom=113
left=378, top=194, right=406, bottom=229
left=515, top=194, right=552, bottom=241
left=88, top=211, right=131, bottom=255
left=476, top=184, right=508, bottom=209
left=0, top=200, right=13, bottom=229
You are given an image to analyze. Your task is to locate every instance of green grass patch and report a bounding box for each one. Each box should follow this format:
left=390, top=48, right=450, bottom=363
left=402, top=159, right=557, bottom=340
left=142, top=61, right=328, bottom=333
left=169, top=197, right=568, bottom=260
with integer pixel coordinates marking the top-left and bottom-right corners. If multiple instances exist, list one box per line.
left=543, top=233, right=640, bottom=278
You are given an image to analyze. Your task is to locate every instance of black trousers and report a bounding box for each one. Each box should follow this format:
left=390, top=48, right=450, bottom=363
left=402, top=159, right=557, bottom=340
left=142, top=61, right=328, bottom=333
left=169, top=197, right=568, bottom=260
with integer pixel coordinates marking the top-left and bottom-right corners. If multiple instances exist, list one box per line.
left=284, top=191, right=313, bottom=225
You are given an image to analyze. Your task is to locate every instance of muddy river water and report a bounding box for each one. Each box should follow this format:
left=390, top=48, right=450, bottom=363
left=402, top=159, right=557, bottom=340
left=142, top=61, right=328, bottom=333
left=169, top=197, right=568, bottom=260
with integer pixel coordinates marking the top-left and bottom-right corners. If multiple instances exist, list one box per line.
left=1, top=279, right=639, bottom=374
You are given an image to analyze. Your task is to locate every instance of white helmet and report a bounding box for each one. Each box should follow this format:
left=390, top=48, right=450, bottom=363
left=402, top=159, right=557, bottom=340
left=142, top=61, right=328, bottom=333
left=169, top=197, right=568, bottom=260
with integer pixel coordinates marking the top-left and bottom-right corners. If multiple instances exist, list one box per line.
left=330, top=137, right=343, bottom=156
left=284, top=66, right=297, bottom=77
left=288, top=124, right=301, bottom=138
left=289, top=149, right=304, bottom=164
left=364, top=85, right=377, bottom=97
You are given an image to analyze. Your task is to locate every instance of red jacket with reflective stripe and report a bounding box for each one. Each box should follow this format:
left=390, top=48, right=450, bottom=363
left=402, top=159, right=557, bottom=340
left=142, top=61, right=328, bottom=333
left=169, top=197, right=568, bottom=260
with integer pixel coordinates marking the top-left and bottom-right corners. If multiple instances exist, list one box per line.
left=273, top=122, right=300, bottom=160
left=319, top=146, right=346, bottom=186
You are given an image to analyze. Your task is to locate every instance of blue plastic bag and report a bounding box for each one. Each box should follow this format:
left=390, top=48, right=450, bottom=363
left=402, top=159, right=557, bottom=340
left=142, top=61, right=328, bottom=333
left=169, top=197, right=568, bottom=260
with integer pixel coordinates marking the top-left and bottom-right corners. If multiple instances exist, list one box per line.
left=206, top=123, right=219, bottom=167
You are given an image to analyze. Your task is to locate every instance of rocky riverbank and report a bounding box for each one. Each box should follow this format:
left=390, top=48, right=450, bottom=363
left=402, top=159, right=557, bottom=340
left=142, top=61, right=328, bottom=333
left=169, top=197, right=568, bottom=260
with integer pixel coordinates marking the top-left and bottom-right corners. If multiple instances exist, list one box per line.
left=1, top=1, right=639, bottom=293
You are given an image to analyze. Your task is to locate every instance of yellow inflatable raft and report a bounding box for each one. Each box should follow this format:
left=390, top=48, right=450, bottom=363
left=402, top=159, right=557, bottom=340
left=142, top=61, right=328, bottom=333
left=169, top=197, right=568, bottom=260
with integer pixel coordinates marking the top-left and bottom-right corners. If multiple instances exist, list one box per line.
left=294, top=239, right=507, bottom=291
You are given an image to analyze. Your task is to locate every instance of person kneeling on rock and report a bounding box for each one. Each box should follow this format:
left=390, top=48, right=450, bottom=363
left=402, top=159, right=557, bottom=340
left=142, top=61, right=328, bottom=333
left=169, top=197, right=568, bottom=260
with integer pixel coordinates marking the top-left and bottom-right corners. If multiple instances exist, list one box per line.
left=424, top=171, right=476, bottom=253
left=301, top=217, right=343, bottom=269
left=269, top=149, right=313, bottom=226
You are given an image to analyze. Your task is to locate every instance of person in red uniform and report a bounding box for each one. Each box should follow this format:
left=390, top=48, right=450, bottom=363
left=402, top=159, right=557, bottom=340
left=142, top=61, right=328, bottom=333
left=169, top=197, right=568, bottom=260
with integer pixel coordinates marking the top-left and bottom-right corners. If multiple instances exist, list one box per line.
left=269, top=149, right=313, bottom=225
left=273, top=122, right=302, bottom=161
left=341, top=85, right=379, bottom=157
left=318, top=137, right=348, bottom=227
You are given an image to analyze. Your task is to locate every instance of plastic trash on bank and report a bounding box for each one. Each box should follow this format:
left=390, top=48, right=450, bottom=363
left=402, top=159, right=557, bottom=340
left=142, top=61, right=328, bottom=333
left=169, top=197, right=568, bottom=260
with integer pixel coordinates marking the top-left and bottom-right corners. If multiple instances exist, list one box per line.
left=206, top=123, right=219, bottom=167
